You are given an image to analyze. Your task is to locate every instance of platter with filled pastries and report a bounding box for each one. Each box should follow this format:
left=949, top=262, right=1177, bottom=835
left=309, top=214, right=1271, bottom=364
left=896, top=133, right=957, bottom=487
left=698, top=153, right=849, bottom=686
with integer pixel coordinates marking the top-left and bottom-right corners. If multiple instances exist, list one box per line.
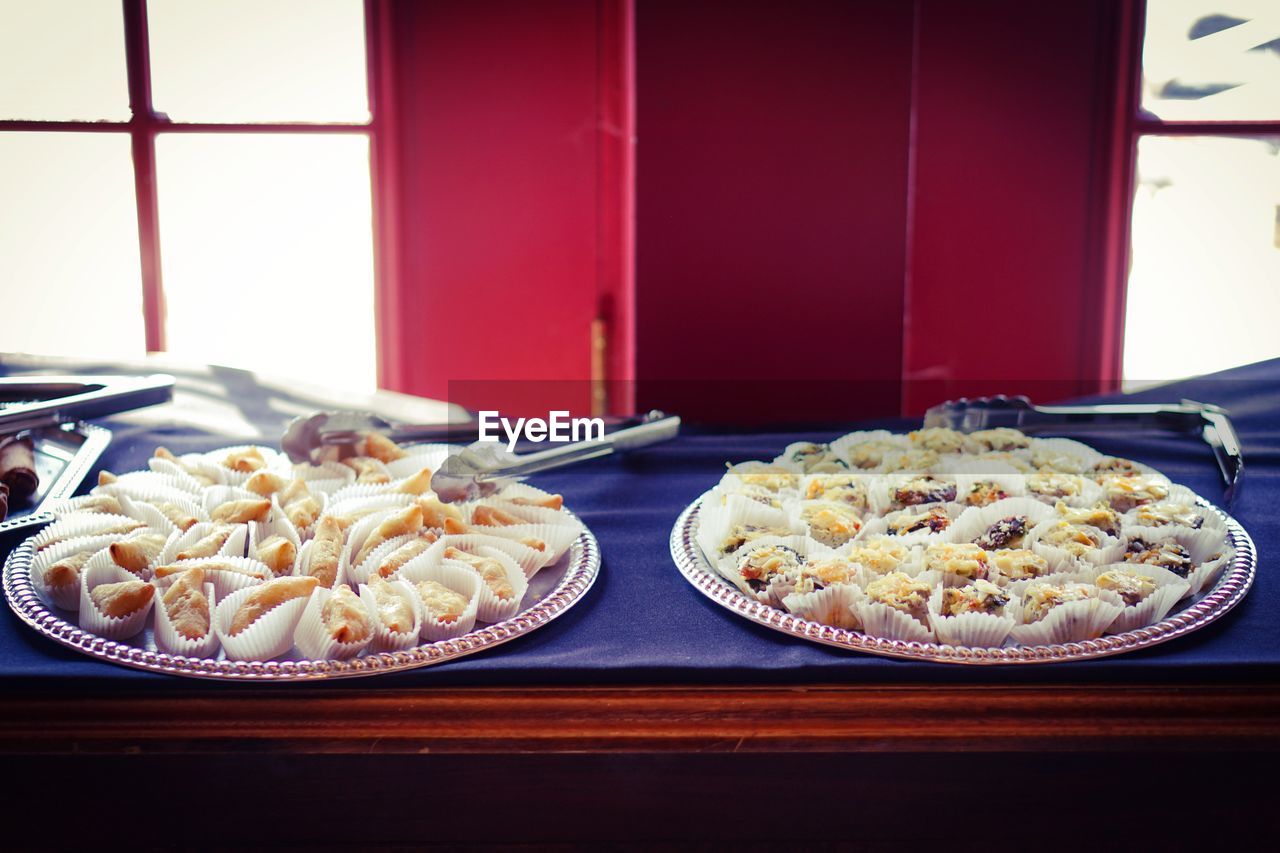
left=2, top=435, right=599, bottom=680
left=670, top=427, right=1255, bottom=664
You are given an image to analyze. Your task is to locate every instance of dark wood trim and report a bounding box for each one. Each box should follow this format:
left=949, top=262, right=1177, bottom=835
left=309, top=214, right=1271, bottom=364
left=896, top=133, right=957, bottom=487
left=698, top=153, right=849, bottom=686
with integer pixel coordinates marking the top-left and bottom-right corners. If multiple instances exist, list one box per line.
left=3, top=684, right=1279, bottom=755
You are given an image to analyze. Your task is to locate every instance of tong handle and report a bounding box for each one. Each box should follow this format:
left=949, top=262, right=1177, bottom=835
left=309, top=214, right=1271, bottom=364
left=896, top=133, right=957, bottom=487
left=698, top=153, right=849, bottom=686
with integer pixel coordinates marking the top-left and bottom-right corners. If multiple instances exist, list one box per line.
left=0, top=374, right=174, bottom=434
left=925, top=394, right=1211, bottom=433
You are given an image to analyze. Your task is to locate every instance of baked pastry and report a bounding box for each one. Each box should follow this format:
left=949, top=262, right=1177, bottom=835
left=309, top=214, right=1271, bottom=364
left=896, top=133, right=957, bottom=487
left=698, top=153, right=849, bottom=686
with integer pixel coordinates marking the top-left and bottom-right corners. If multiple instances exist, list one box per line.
left=940, top=579, right=1010, bottom=617
left=798, top=501, right=862, bottom=548
left=845, top=439, right=903, bottom=470
left=416, top=580, right=469, bottom=623
left=1131, top=502, right=1207, bottom=530
left=108, top=532, right=168, bottom=575
left=878, top=448, right=940, bottom=473
left=0, top=436, right=38, bottom=500
left=803, top=475, right=869, bottom=512
left=891, top=476, right=957, bottom=508
left=1095, top=568, right=1157, bottom=607
left=963, top=480, right=1011, bottom=507
left=725, top=463, right=798, bottom=492
left=964, top=428, right=1030, bottom=452
left=718, top=523, right=794, bottom=555
left=279, top=479, right=322, bottom=530
left=90, top=579, right=155, bottom=617
left=42, top=550, right=94, bottom=590
left=785, top=442, right=847, bottom=473
left=1038, top=521, right=1106, bottom=558
left=1125, top=539, right=1194, bottom=578
left=846, top=537, right=912, bottom=575
left=887, top=505, right=951, bottom=536
left=176, top=523, right=237, bottom=560
left=864, top=572, right=932, bottom=624
left=1093, top=457, right=1145, bottom=480
left=154, top=447, right=218, bottom=486
left=361, top=432, right=406, bottom=463
left=354, top=505, right=424, bottom=567
left=161, top=567, right=210, bottom=640
left=371, top=534, right=437, bottom=579
left=322, top=584, right=372, bottom=643
left=418, top=496, right=464, bottom=530
left=223, top=447, right=267, bottom=474
left=245, top=471, right=286, bottom=498
left=730, top=544, right=803, bottom=596
left=972, top=516, right=1029, bottom=550
left=306, top=516, right=344, bottom=588
left=396, top=467, right=434, bottom=496
left=150, top=501, right=199, bottom=532
left=907, top=427, right=966, bottom=454
left=154, top=560, right=269, bottom=583
left=342, top=456, right=391, bottom=485
left=988, top=549, right=1050, bottom=582
left=1020, top=581, right=1099, bottom=624
left=1027, top=469, right=1087, bottom=500
left=793, top=557, right=857, bottom=594
left=210, top=498, right=272, bottom=524
left=471, top=504, right=523, bottom=527
left=923, top=543, right=991, bottom=582
left=1055, top=501, right=1121, bottom=537
left=368, top=578, right=415, bottom=634
left=1100, top=475, right=1169, bottom=513
left=443, top=547, right=514, bottom=600
left=227, top=575, right=319, bottom=636
left=508, top=493, right=564, bottom=510
left=73, top=495, right=125, bottom=515
left=254, top=535, right=297, bottom=574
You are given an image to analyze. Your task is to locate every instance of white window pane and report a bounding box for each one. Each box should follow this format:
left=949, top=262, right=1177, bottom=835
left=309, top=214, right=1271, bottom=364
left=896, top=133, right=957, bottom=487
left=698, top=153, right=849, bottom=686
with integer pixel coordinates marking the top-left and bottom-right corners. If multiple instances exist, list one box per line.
left=1124, top=136, right=1280, bottom=382
left=1143, top=0, right=1280, bottom=120
left=0, top=0, right=130, bottom=120
left=155, top=133, right=377, bottom=392
left=0, top=133, right=146, bottom=359
left=148, top=0, right=369, bottom=123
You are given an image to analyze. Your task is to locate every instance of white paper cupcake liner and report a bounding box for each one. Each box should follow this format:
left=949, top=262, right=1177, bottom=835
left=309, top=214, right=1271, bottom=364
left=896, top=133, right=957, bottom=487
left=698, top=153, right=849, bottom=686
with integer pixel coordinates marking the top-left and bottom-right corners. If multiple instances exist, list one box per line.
left=360, top=580, right=424, bottom=651
left=856, top=502, right=965, bottom=546
left=401, top=544, right=527, bottom=623
left=1009, top=582, right=1125, bottom=645
left=796, top=473, right=874, bottom=514
left=410, top=559, right=482, bottom=642
left=214, top=581, right=311, bottom=661
left=30, top=534, right=122, bottom=610
left=44, top=494, right=128, bottom=518
left=944, top=458, right=1028, bottom=507
left=153, top=555, right=271, bottom=599
left=78, top=562, right=155, bottom=640
left=200, top=485, right=264, bottom=517
left=95, top=471, right=205, bottom=504
left=781, top=582, right=865, bottom=629
left=83, top=528, right=178, bottom=581
left=294, top=585, right=376, bottom=660
left=1189, top=547, right=1235, bottom=597
left=1028, top=437, right=1107, bottom=475
left=295, top=536, right=347, bottom=589
left=154, top=581, right=220, bottom=659
left=783, top=498, right=867, bottom=549
left=1025, top=472, right=1104, bottom=507
left=462, top=499, right=584, bottom=533
left=116, top=494, right=178, bottom=538
left=146, top=456, right=219, bottom=492
left=696, top=493, right=798, bottom=562
left=31, top=512, right=146, bottom=551
left=203, top=444, right=282, bottom=487
left=162, top=521, right=250, bottom=563
left=384, top=446, right=453, bottom=480
left=290, top=461, right=355, bottom=494
left=324, top=492, right=416, bottom=524
left=492, top=482, right=566, bottom=510
left=120, top=491, right=209, bottom=533
left=714, top=534, right=832, bottom=602
left=947, top=497, right=1054, bottom=549
left=249, top=505, right=303, bottom=575
left=1074, top=563, right=1191, bottom=633
left=871, top=473, right=959, bottom=515
left=470, top=523, right=579, bottom=573
left=433, top=532, right=546, bottom=579
left=927, top=585, right=1015, bottom=647
left=852, top=599, right=935, bottom=643
left=773, top=441, right=851, bottom=475
left=828, top=430, right=907, bottom=470
left=1027, top=518, right=1125, bottom=570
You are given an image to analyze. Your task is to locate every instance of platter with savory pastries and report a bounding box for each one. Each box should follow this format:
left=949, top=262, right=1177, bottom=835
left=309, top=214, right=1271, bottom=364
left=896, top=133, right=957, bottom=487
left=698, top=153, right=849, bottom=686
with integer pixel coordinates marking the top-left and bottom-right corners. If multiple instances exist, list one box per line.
left=671, top=427, right=1255, bottom=664
left=3, top=436, right=599, bottom=680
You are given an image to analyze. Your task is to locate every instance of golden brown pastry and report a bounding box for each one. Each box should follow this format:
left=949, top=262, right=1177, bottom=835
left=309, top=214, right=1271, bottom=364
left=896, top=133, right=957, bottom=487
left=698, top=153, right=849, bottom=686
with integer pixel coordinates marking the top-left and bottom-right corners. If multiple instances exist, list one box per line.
left=175, top=523, right=237, bottom=560
left=279, top=479, right=322, bottom=530
left=342, top=456, right=391, bottom=485
left=418, top=496, right=464, bottom=530
left=443, top=517, right=468, bottom=535
left=43, top=550, right=93, bottom=590
left=472, top=504, right=523, bottom=527
left=416, top=580, right=468, bottom=623
left=162, top=567, right=210, bottom=640
left=97, top=470, right=118, bottom=486
left=150, top=500, right=200, bottom=532
left=396, top=467, right=434, bottom=496
left=38, top=517, right=144, bottom=550
left=227, top=575, right=318, bottom=636
left=372, top=534, right=437, bottom=579
left=361, top=432, right=407, bottom=463
left=443, top=546, right=514, bottom=600
left=74, top=494, right=124, bottom=515
left=223, top=447, right=267, bottom=474
left=306, top=516, right=344, bottom=588
left=154, top=447, right=217, bottom=486
left=321, top=584, right=372, bottom=643
left=154, top=560, right=269, bottom=583
left=354, top=505, right=424, bottom=567
left=508, top=493, right=563, bottom=510
left=368, top=578, right=414, bottom=634
left=108, top=532, right=168, bottom=575
left=90, top=579, right=155, bottom=617
left=255, top=534, right=297, bottom=575
left=244, top=470, right=287, bottom=498
left=518, top=537, right=547, bottom=552
left=210, top=498, right=272, bottom=524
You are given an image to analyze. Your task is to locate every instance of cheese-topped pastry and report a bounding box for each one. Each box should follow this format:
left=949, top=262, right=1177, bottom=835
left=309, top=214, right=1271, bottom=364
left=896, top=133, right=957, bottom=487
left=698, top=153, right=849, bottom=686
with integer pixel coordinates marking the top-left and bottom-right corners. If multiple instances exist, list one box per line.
left=887, top=505, right=951, bottom=537
left=726, top=463, right=798, bottom=492
left=732, top=484, right=784, bottom=509
left=443, top=547, right=514, bottom=600
left=864, top=572, right=932, bottom=623
left=368, top=578, right=415, bottom=634
left=846, top=439, right=903, bottom=470
left=989, top=549, right=1050, bottom=582
left=718, top=523, right=793, bottom=556
left=223, top=447, right=267, bottom=474
left=416, top=580, right=469, bottom=623
left=162, top=567, right=210, bottom=640
left=244, top=471, right=286, bottom=498
left=963, top=480, right=1011, bottom=507
left=923, top=542, right=991, bottom=582
left=176, top=523, right=237, bottom=560
left=732, top=544, right=803, bottom=595
left=372, top=534, right=437, bottom=579
left=279, top=479, right=322, bottom=530
left=210, top=498, right=272, bottom=524
left=803, top=474, right=869, bottom=512
left=1100, top=475, right=1169, bottom=513
left=1021, top=581, right=1099, bottom=624
left=941, top=579, right=1010, bottom=617
left=1031, top=447, right=1093, bottom=475
left=1055, top=501, right=1121, bottom=537
left=154, top=560, right=269, bottom=582
left=891, top=476, right=957, bottom=509
left=1092, top=457, right=1144, bottom=481
left=972, top=516, right=1029, bottom=550
left=306, top=516, right=344, bottom=588
left=1125, top=539, right=1194, bottom=578
left=42, top=550, right=94, bottom=590
left=354, top=504, right=424, bottom=567
left=1027, top=469, right=1087, bottom=500
left=878, top=448, right=941, bottom=474
left=964, top=428, right=1030, bottom=453
left=1095, top=569, right=1157, bottom=607
left=847, top=537, right=912, bottom=575
left=1132, top=502, right=1207, bottom=531
left=254, top=535, right=297, bottom=575
left=228, top=575, right=318, bottom=636
left=322, top=584, right=372, bottom=643
left=90, top=579, right=155, bottom=618
left=1038, top=521, right=1106, bottom=557
left=785, top=443, right=847, bottom=474
left=108, top=532, right=168, bottom=575
left=908, top=428, right=966, bottom=454
left=794, top=557, right=858, bottom=595
left=798, top=501, right=862, bottom=548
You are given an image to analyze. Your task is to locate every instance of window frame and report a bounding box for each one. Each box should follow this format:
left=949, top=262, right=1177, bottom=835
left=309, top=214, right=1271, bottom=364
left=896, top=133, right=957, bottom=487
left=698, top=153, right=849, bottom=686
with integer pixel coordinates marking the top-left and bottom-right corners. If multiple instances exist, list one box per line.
left=0, top=0, right=397, bottom=386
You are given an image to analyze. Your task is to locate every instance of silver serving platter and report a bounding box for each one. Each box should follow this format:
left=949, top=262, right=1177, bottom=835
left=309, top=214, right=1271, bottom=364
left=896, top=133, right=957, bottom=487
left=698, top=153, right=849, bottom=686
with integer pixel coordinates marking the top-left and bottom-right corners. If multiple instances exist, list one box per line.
left=671, top=491, right=1256, bottom=665
left=3, top=512, right=600, bottom=681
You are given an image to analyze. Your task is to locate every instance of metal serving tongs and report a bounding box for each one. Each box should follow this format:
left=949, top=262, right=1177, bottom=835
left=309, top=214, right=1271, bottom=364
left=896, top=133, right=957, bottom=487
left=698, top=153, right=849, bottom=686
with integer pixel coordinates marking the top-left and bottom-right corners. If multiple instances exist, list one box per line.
left=0, top=374, right=175, bottom=434
left=283, top=409, right=682, bottom=503
left=923, top=395, right=1244, bottom=503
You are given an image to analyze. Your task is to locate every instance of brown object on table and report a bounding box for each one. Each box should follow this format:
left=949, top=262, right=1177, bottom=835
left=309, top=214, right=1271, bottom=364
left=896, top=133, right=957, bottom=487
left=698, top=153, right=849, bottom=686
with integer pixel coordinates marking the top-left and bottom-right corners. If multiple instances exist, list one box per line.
left=0, top=482, right=8, bottom=521
left=0, top=436, right=38, bottom=502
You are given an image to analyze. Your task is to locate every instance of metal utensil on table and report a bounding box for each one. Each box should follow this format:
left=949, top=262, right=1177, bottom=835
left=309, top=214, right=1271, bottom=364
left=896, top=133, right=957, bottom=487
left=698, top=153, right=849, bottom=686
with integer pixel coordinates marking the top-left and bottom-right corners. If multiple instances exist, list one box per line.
left=923, top=395, right=1243, bottom=502
left=0, top=374, right=175, bottom=435
left=430, top=411, right=681, bottom=502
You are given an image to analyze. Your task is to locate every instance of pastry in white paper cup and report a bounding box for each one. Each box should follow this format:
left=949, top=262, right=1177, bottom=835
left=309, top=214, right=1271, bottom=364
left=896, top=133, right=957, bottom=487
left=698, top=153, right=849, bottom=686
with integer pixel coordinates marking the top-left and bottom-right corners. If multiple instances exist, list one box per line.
left=1008, top=578, right=1124, bottom=645
left=384, top=446, right=453, bottom=480
left=464, top=499, right=584, bottom=533
left=471, top=522, right=578, bottom=573
left=84, top=528, right=176, bottom=581
left=434, top=532, right=545, bottom=579
left=1027, top=518, right=1124, bottom=569
left=716, top=535, right=832, bottom=605
left=851, top=570, right=940, bottom=643
left=985, top=547, right=1056, bottom=586
left=338, top=455, right=394, bottom=487
left=1098, top=473, right=1176, bottom=513
left=146, top=455, right=219, bottom=492
left=162, top=521, right=248, bottom=563
left=1025, top=469, right=1103, bottom=507
left=919, top=542, right=998, bottom=588
left=44, top=493, right=128, bottom=518
left=857, top=502, right=964, bottom=546
left=361, top=578, right=423, bottom=651
left=1120, top=527, right=1234, bottom=597
left=295, top=516, right=347, bottom=588
left=786, top=499, right=864, bottom=548
left=718, top=460, right=803, bottom=496
left=78, top=562, right=155, bottom=640
left=696, top=492, right=800, bottom=562
left=797, top=472, right=873, bottom=515
left=874, top=473, right=959, bottom=514
left=294, top=583, right=376, bottom=660
left=1124, top=497, right=1225, bottom=537
left=1074, top=563, right=1191, bottom=633
left=410, top=559, right=482, bottom=642
left=404, top=544, right=526, bottom=623
left=350, top=532, right=440, bottom=584
left=202, top=444, right=281, bottom=487
left=214, top=575, right=318, bottom=661
left=118, top=492, right=207, bottom=535
left=782, top=582, right=865, bottom=629
left=828, top=430, right=907, bottom=471
left=928, top=580, right=1015, bottom=647
left=154, top=568, right=220, bottom=659
left=153, top=555, right=271, bottom=599
left=944, top=458, right=1028, bottom=507
left=249, top=508, right=302, bottom=576
left=324, top=492, right=416, bottom=526
left=774, top=440, right=850, bottom=475
left=97, top=470, right=207, bottom=504
left=842, top=535, right=923, bottom=579
left=961, top=427, right=1032, bottom=454
left=31, top=512, right=146, bottom=552
left=289, top=460, right=355, bottom=493
left=948, top=497, right=1054, bottom=551
left=31, top=534, right=122, bottom=610
left=202, top=486, right=273, bottom=525
left=492, top=482, right=565, bottom=510
left=1028, top=437, right=1106, bottom=475
left=346, top=504, right=425, bottom=571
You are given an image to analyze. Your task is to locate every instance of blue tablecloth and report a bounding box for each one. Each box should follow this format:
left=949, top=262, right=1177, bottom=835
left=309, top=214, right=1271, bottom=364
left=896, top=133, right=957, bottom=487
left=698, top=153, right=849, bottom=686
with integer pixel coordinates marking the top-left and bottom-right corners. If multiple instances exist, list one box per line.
left=2, top=360, right=1275, bottom=688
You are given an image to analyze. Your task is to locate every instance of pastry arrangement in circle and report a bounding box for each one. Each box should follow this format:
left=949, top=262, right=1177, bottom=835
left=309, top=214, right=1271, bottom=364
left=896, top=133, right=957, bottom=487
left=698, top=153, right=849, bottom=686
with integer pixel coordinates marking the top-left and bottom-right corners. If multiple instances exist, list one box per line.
left=698, top=427, right=1235, bottom=647
left=29, top=436, right=583, bottom=662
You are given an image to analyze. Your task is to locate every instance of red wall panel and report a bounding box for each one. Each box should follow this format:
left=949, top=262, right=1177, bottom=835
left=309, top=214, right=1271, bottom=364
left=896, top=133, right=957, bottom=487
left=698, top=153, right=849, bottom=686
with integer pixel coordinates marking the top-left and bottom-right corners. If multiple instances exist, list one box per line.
left=633, top=0, right=914, bottom=424
left=903, top=0, right=1121, bottom=414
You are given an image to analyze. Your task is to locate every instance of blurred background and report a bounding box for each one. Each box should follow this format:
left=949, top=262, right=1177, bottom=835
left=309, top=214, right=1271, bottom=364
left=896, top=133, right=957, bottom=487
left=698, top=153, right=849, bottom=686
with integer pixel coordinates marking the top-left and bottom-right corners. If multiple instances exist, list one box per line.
left=1, top=0, right=1277, bottom=423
